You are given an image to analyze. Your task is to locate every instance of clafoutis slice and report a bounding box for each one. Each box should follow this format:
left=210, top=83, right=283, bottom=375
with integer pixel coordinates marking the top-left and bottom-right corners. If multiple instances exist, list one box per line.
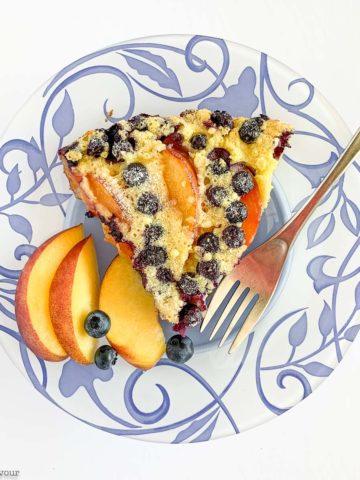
left=59, top=109, right=292, bottom=329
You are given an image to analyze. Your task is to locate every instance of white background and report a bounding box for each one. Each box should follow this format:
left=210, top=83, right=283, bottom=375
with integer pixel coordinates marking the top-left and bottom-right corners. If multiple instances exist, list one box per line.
left=1, top=0, right=359, bottom=478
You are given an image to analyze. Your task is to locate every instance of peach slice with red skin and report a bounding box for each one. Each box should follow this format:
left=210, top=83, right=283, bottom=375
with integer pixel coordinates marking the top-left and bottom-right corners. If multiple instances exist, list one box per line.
left=100, top=254, right=165, bottom=370
left=15, top=224, right=84, bottom=361
left=50, top=236, right=99, bottom=364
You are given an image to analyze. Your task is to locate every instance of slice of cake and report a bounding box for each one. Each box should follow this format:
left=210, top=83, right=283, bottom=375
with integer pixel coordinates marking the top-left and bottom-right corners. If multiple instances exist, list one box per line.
left=59, top=109, right=292, bottom=329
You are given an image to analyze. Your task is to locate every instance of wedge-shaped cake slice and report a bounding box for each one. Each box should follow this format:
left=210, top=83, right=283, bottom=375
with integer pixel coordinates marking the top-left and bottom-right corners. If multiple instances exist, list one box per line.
left=59, top=109, right=292, bottom=327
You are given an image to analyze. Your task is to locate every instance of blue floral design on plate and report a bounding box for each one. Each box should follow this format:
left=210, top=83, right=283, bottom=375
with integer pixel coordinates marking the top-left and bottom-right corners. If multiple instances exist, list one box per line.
left=0, top=35, right=359, bottom=443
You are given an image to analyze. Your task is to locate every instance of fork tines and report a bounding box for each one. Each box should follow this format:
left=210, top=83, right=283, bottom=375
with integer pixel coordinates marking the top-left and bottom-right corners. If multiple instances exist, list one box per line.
left=201, top=277, right=263, bottom=353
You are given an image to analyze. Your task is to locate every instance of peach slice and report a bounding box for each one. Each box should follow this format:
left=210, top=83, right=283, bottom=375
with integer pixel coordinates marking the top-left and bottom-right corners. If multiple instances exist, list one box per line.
left=50, top=236, right=99, bottom=364
left=116, top=242, right=134, bottom=259
left=86, top=174, right=128, bottom=223
left=15, top=224, right=84, bottom=361
left=161, top=148, right=199, bottom=235
left=99, top=254, right=165, bottom=370
left=241, top=177, right=262, bottom=246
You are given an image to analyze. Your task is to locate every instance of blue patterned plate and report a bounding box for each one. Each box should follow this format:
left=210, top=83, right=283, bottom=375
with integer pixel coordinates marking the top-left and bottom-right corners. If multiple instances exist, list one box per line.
left=1, top=35, right=359, bottom=443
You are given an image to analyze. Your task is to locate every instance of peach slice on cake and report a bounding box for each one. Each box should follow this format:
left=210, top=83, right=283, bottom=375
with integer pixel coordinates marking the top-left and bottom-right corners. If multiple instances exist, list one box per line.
left=15, top=224, right=84, bottom=361
left=49, top=236, right=99, bottom=364
left=99, top=254, right=165, bottom=370
left=161, top=148, right=199, bottom=235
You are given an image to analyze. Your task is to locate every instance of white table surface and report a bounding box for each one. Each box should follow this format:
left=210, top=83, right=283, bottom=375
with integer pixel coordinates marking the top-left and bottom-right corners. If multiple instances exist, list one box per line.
left=1, top=0, right=359, bottom=478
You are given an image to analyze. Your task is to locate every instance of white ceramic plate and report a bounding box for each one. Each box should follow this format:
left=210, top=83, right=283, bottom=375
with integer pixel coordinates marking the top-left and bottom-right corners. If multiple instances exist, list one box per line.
left=1, top=34, right=359, bottom=443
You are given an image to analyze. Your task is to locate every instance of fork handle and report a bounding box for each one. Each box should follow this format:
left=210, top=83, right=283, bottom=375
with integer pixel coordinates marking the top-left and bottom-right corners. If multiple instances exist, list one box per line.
left=275, top=128, right=360, bottom=246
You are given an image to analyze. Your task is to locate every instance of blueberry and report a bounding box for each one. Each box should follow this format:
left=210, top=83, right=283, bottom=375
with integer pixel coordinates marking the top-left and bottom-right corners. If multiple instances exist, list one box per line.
left=197, top=232, right=219, bottom=253
left=197, top=260, right=220, bottom=281
left=232, top=170, right=254, bottom=196
left=179, top=304, right=202, bottom=327
left=85, top=211, right=95, bottom=218
left=207, top=148, right=230, bottom=162
left=207, top=148, right=230, bottom=175
left=211, top=159, right=229, bottom=175
left=94, top=345, right=118, bottom=370
left=156, top=267, right=174, bottom=284
left=191, top=134, right=207, bottom=150
left=87, top=134, right=107, bottom=157
left=144, top=224, right=164, bottom=244
left=137, top=192, right=160, bottom=215
left=111, top=140, right=134, bottom=161
left=84, top=310, right=111, bottom=338
left=205, top=186, right=227, bottom=207
left=129, top=114, right=148, bottom=131
left=123, top=162, right=148, bottom=187
left=239, top=118, right=262, bottom=144
left=106, top=123, right=122, bottom=143
left=106, top=217, right=123, bottom=242
left=166, top=335, right=194, bottom=363
left=106, top=125, right=134, bottom=163
left=222, top=225, right=245, bottom=248
left=178, top=273, right=199, bottom=296
left=135, top=246, right=167, bottom=268
left=225, top=201, right=248, bottom=224
left=210, top=110, right=234, bottom=129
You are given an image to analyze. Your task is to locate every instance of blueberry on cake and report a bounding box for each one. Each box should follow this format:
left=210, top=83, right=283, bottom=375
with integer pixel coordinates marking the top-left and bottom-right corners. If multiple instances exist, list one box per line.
left=59, top=109, right=292, bottom=329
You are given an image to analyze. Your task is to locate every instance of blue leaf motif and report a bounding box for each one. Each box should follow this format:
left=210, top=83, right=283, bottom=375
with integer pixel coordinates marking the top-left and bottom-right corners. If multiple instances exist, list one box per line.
left=6, top=165, right=21, bottom=196
left=52, top=90, right=75, bottom=138
left=0, top=279, right=17, bottom=295
left=355, top=282, right=360, bottom=310
left=302, top=362, right=333, bottom=377
left=307, top=255, right=336, bottom=293
left=0, top=138, right=44, bottom=175
left=172, top=410, right=218, bottom=444
left=59, top=359, right=113, bottom=397
left=318, top=301, right=334, bottom=339
left=307, top=213, right=335, bottom=249
left=14, top=244, right=36, bottom=260
left=28, top=137, right=44, bottom=173
left=198, top=67, right=258, bottom=117
left=0, top=287, right=16, bottom=295
left=122, top=50, right=182, bottom=95
left=285, top=152, right=337, bottom=189
left=40, top=193, right=72, bottom=206
left=292, top=195, right=310, bottom=214
left=340, top=199, right=360, bottom=236
left=190, top=414, right=219, bottom=443
left=288, top=312, right=307, bottom=347
left=293, top=189, right=334, bottom=214
left=8, top=214, right=32, bottom=243
left=0, top=294, right=15, bottom=306
left=0, top=302, right=15, bottom=320
left=344, top=324, right=360, bottom=342
left=0, top=266, right=21, bottom=279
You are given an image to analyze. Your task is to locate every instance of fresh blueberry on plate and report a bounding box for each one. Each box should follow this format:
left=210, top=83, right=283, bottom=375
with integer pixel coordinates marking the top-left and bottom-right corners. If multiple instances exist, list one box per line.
left=166, top=335, right=194, bottom=363
left=84, top=310, right=111, bottom=338
left=94, top=345, right=118, bottom=370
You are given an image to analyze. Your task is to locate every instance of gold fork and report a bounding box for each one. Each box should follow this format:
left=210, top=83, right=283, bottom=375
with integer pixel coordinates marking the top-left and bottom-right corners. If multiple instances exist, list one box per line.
left=201, top=129, right=360, bottom=353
